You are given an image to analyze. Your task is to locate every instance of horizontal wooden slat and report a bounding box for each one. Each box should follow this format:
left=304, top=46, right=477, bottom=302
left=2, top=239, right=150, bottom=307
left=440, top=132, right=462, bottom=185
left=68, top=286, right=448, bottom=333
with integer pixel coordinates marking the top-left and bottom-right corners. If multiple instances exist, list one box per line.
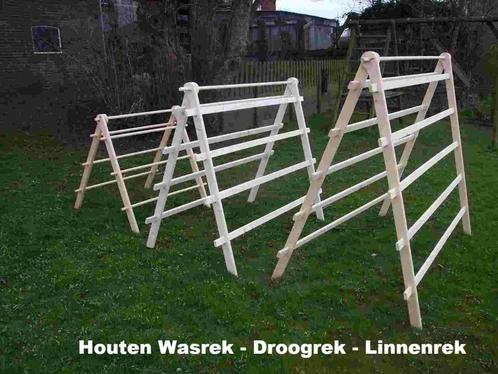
left=162, top=124, right=283, bottom=155
left=399, top=142, right=458, bottom=192
left=125, top=183, right=207, bottom=210
left=383, top=108, right=454, bottom=143
left=146, top=195, right=212, bottom=223
left=379, top=56, right=444, bottom=62
left=218, top=160, right=313, bottom=201
left=376, top=73, right=450, bottom=91
left=74, top=170, right=153, bottom=192
left=327, top=134, right=415, bottom=176
left=404, top=207, right=466, bottom=300
left=185, top=96, right=301, bottom=116
left=345, top=105, right=425, bottom=133
left=195, top=129, right=307, bottom=161
left=396, top=175, right=462, bottom=250
left=278, top=193, right=389, bottom=257
left=214, top=196, right=306, bottom=247
left=154, top=151, right=273, bottom=190
left=106, top=126, right=174, bottom=140
left=107, top=108, right=173, bottom=120
left=112, top=154, right=189, bottom=175
left=181, top=81, right=289, bottom=91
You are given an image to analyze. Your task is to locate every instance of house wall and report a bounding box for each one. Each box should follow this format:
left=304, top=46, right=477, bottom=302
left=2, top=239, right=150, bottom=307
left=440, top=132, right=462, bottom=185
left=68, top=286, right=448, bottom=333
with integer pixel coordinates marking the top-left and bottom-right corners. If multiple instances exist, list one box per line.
left=0, top=0, right=103, bottom=136
left=0, top=0, right=101, bottom=91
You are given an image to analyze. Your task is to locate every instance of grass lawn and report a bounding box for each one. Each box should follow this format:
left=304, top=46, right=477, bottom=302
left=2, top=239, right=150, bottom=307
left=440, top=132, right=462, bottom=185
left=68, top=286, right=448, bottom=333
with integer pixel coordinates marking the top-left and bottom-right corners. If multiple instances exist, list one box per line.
left=0, top=111, right=497, bottom=372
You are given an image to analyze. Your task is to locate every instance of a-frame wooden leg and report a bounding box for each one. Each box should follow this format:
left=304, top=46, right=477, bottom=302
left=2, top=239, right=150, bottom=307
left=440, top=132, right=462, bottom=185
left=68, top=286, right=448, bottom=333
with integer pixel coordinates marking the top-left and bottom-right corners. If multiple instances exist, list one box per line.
left=182, top=129, right=210, bottom=207
left=185, top=83, right=238, bottom=276
left=247, top=85, right=289, bottom=203
left=99, top=114, right=140, bottom=234
left=74, top=120, right=102, bottom=210
left=289, top=78, right=325, bottom=221
left=272, top=68, right=369, bottom=280
left=441, top=53, right=471, bottom=235
left=147, top=107, right=188, bottom=247
left=378, top=60, right=444, bottom=216
left=144, top=114, right=175, bottom=189
left=363, top=52, right=422, bottom=328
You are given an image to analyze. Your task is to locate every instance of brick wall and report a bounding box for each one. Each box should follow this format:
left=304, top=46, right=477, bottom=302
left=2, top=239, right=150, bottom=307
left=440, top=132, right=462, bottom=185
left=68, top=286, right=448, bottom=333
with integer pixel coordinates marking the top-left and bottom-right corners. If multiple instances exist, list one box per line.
left=0, top=0, right=102, bottom=91
left=0, top=1, right=105, bottom=136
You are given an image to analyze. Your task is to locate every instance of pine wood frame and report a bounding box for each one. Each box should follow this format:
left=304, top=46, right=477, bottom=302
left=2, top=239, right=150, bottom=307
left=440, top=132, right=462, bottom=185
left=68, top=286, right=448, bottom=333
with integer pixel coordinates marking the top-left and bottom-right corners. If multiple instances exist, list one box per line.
left=272, top=52, right=471, bottom=329
left=146, top=78, right=325, bottom=276
left=74, top=109, right=208, bottom=233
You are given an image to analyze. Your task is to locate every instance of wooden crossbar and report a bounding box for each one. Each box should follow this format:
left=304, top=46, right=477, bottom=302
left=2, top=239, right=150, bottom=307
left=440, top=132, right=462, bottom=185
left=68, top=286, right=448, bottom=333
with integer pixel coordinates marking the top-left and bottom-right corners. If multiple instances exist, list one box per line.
left=379, top=56, right=444, bottom=62
left=195, top=129, right=308, bottom=161
left=345, top=105, right=425, bottom=133
left=404, top=207, right=467, bottom=300
left=147, top=78, right=324, bottom=276
left=398, top=142, right=458, bottom=192
left=181, top=81, right=290, bottom=91
left=107, top=108, right=173, bottom=120
left=162, top=124, right=283, bottom=155
left=381, top=108, right=454, bottom=145
left=278, top=193, right=389, bottom=257
left=272, top=52, right=471, bottom=330
left=327, top=135, right=414, bottom=176
left=366, top=72, right=450, bottom=92
left=103, top=126, right=175, bottom=140
left=112, top=154, right=190, bottom=175
left=396, top=175, right=462, bottom=250
left=214, top=196, right=307, bottom=247
left=185, top=95, right=301, bottom=116
left=154, top=151, right=273, bottom=191
left=217, top=160, right=313, bottom=201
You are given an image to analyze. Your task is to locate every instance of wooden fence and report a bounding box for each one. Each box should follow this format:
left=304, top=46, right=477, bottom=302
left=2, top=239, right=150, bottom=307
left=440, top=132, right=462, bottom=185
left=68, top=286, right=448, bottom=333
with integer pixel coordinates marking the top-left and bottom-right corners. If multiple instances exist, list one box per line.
left=225, top=59, right=347, bottom=98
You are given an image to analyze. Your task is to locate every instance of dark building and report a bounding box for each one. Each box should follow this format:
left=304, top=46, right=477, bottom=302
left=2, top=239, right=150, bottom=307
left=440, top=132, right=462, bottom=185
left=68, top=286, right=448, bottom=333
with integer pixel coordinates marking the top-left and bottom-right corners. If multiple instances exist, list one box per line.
left=249, top=10, right=339, bottom=60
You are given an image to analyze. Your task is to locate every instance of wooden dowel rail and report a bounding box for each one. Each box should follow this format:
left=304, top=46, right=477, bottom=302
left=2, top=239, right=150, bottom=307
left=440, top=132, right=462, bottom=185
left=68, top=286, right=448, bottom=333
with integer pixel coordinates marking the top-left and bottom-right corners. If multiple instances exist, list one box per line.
left=74, top=169, right=154, bottom=192
left=396, top=175, right=462, bottom=250
left=195, top=128, right=308, bottom=162
left=278, top=193, right=390, bottom=257
left=398, top=142, right=458, bottom=192
left=315, top=169, right=389, bottom=211
left=214, top=196, right=307, bottom=247
left=185, top=95, right=301, bottom=116
left=327, top=134, right=415, bottom=176
left=180, top=81, right=290, bottom=92
left=83, top=146, right=164, bottom=166
left=379, top=56, right=445, bottom=62
left=154, top=151, right=273, bottom=191
left=146, top=195, right=211, bottom=223
left=123, top=183, right=207, bottom=211
left=111, top=154, right=190, bottom=175
left=364, top=72, right=450, bottom=92
left=404, top=207, right=466, bottom=300
left=217, top=160, right=313, bottom=201
left=107, top=121, right=173, bottom=136
left=382, top=108, right=455, bottom=145
left=107, top=108, right=173, bottom=120
left=148, top=159, right=312, bottom=223
left=101, top=126, right=176, bottom=140
left=162, top=124, right=283, bottom=155
left=345, top=105, right=425, bottom=133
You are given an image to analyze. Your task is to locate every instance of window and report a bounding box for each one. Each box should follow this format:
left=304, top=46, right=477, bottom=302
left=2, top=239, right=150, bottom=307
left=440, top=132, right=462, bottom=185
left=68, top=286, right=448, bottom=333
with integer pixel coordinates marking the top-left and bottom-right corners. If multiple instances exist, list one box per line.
left=31, top=26, right=62, bottom=54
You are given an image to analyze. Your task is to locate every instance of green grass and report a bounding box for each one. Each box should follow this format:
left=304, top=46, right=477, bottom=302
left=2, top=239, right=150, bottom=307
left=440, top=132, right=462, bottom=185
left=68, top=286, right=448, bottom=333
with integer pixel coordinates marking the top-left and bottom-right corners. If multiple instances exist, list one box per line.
left=1, top=112, right=497, bottom=372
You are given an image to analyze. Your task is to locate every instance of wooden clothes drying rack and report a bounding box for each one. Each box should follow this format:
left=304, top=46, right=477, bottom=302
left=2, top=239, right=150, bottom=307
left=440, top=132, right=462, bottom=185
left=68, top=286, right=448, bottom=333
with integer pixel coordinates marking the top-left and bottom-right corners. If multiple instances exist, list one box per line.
left=74, top=109, right=207, bottom=233
left=146, top=78, right=325, bottom=276
left=272, top=52, right=471, bottom=329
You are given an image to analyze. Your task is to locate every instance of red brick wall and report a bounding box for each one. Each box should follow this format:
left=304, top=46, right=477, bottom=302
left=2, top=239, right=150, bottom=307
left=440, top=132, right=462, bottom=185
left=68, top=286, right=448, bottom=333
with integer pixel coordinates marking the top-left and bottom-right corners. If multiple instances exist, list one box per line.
left=260, top=0, right=276, bottom=11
